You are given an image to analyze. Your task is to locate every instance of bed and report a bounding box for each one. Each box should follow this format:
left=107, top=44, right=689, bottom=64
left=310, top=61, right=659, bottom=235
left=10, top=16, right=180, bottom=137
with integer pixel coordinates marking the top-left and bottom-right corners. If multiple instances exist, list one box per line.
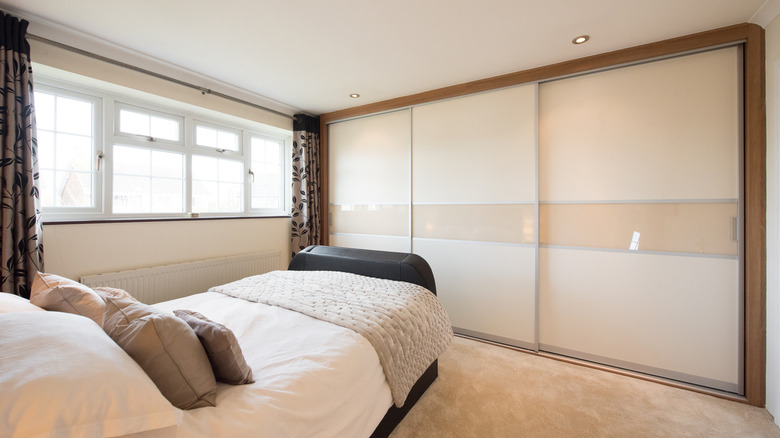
left=0, top=245, right=452, bottom=438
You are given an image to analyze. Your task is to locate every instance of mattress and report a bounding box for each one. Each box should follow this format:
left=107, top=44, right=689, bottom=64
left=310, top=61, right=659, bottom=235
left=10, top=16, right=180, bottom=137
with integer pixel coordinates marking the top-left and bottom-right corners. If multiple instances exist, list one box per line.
left=127, top=291, right=393, bottom=438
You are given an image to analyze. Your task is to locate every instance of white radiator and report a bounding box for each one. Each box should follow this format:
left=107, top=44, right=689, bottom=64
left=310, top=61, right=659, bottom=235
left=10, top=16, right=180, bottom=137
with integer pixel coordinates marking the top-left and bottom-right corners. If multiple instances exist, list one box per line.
left=80, top=251, right=282, bottom=304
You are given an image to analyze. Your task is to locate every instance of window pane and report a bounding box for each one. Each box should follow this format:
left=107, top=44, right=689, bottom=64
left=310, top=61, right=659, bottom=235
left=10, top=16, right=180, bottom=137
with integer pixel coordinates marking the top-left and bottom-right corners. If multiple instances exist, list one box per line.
left=55, top=171, right=92, bottom=207
left=39, top=169, right=55, bottom=206
left=192, top=155, right=244, bottom=213
left=36, top=90, right=97, bottom=209
left=252, top=138, right=282, bottom=164
left=250, top=137, right=264, bottom=156
left=37, top=131, right=55, bottom=170
left=152, top=178, right=183, bottom=213
left=192, top=155, right=218, bottom=181
left=150, top=116, right=179, bottom=141
left=56, top=97, right=92, bottom=136
left=192, top=180, right=218, bottom=212
left=112, top=146, right=184, bottom=214
left=217, top=130, right=239, bottom=151
left=55, top=134, right=92, bottom=172
left=152, top=151, right=183, bottom=179
left=251, top=137, right=283, bottom=210
left=34, top=92, right=55, bottom=130
left=113, top=175, right=151, bottom=213
left=119, top=106, right=181, bottom=142
left=219, top=159, right=243, bottom=183
left=196, top=124, right=238, bottom=151
left=119, top=110, right=149, bottom=137
left=265, top=140, right=280, bottom=163
left=196, top=126, right=217, bottom=148
left=219, top=183, right=243, bottom=211
left=114, top=146, right=151, bottom=176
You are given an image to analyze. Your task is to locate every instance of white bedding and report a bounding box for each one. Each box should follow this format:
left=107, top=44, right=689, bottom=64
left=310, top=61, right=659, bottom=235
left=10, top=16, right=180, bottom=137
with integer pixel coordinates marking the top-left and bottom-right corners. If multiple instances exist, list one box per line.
left=211, top=270, right=453, bottom=407
left=129, top=291, right=393, bottom=438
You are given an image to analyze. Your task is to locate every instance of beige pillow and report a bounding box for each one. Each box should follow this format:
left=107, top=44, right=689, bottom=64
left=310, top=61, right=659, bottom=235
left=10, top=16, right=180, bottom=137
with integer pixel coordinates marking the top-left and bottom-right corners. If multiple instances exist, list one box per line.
left=0, top=293, right=45, bottom=313
left=174, top=309, right=255, bottom=385
left=30, top=272, right=104, bottom=325
left=94, top=286, right=137, bottom=302
left=103, top=297, right=217, bottom=409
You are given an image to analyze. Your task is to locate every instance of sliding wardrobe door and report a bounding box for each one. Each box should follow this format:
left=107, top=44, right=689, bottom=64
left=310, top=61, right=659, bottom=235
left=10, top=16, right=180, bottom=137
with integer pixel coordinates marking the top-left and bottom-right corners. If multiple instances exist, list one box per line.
left=328, top=110, right=411, bottom=252
left=538, top=47, right=742, bottom=392
left=412, top=85, right=538, bottom=349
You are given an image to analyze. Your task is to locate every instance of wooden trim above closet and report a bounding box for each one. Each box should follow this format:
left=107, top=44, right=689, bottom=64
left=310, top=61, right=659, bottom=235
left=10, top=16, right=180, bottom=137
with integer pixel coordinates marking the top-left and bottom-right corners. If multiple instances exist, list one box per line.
left=321, top=23, right=757, bottom=124
left=319, top=22, right=766, bottom=407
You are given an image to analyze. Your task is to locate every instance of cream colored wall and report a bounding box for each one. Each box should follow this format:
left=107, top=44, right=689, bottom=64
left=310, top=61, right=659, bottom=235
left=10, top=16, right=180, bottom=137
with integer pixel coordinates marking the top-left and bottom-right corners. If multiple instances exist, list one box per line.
left=765, top=14, right=780, bottom=423
left=43, top=218, right=291, bottom=281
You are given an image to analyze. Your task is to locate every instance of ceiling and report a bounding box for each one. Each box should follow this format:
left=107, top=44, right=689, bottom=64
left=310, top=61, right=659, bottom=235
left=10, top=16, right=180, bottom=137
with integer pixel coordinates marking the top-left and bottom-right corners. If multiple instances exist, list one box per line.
left=0, top=0, right=773, bottom=116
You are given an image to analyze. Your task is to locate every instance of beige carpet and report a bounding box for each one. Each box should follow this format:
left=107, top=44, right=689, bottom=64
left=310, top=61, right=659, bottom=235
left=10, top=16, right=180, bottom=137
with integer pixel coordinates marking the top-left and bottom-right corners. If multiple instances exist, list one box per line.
left=390, top=337, right=780, bottom=437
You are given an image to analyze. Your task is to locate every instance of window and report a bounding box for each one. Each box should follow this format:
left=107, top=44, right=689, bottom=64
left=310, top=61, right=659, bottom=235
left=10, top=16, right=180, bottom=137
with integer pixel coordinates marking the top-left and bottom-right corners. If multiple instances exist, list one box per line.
left=35, top=78, right=290, bottom=221
left=192, top=155, right=243, bottom=213
left=113, top=146, right=185, bottom=213
left=251, top=136, right=284, bottom=209
left=195, top=122, right=240, bottom=152
left=35, top=87, right=100, bottom=210
left=117, top=104, right=182, bottom=143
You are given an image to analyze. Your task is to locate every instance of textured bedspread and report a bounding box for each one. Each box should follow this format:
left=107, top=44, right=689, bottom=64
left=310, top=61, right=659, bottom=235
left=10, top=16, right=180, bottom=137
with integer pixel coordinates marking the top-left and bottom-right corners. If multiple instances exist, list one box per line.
left=209, top=270, right=453, bottom=407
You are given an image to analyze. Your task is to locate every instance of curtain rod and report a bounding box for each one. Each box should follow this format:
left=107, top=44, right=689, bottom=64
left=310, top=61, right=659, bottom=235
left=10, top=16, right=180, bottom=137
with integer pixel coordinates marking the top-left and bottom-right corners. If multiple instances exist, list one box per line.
left=27, top=33, right=297, bottom=121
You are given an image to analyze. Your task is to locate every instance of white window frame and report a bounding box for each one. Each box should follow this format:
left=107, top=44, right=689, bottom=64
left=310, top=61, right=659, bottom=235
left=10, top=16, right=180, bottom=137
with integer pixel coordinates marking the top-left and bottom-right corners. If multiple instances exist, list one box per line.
left=36, top=75, right=292, bottom=222
left=248, top=133, right=287, bottom=213
left=190, top=153, right=245, bottom=215
left=34, top=83, right=104, bottom=216
left=114, top=102, right=185, bottom=146
left=194, top=120, right=242, bottom=154
left=111, top=143, right=187, bottom=215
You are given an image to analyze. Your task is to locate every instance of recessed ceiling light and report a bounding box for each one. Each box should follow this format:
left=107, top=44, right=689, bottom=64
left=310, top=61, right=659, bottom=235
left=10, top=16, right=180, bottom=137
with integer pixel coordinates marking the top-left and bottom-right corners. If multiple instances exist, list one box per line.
left=349, top=93, right=360, bottom=98
left=572, top=35, right=590, bottom=45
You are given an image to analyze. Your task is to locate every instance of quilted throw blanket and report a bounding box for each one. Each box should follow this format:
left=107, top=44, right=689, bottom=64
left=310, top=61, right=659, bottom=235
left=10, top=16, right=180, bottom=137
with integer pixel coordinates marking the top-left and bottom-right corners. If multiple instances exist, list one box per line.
left=209, top=270, right=453, bottom=407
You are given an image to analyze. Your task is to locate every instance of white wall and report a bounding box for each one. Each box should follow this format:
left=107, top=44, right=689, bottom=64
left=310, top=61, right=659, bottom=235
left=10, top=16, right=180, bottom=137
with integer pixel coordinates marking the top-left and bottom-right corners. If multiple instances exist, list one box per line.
left=766, top=14, right=780, bottom=423
left=43, top=218, right=291, bottom=281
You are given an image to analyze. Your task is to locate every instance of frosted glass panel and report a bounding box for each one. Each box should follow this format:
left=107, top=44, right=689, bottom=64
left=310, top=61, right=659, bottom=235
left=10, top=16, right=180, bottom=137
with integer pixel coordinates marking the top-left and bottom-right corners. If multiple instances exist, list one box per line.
left=414, top=239, right=536, bottom=347
left=414, top=204, right=535, bottom=244
left=413, top=85, right=537, bottom=203
left=540, top=202, right=738, bottom=255
left=539, top=247, right=740, bottom=391
left=329, top=110, right=410, bottom=205
left=329, top=204, right=409, bottom=236
left=328, top=110, right=410, bottom=251
left=329, top=234, right=410, bottom=253
left=410, top=84, right=538, bottom=348
left=537, top=46, right=742, bottom=393
left=539, top=47, right=740, bottom=202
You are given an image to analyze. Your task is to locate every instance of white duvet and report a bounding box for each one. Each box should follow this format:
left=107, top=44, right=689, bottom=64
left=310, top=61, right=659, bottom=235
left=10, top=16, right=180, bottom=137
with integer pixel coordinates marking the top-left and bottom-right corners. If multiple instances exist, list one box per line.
left=128, top=291, right=393, bottom=438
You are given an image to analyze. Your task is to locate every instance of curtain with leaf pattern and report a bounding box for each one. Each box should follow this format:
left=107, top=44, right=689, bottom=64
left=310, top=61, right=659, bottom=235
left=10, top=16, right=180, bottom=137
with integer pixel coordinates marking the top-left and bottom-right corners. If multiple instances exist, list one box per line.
left=0, top=12, right=42, bottom=297
left=290, top=114, right=321, bottom=257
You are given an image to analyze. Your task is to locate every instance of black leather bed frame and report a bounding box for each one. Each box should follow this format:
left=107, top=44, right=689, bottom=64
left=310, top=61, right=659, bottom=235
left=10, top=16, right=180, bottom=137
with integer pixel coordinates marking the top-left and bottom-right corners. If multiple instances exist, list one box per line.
left=288, top=245, right=439, bottom=438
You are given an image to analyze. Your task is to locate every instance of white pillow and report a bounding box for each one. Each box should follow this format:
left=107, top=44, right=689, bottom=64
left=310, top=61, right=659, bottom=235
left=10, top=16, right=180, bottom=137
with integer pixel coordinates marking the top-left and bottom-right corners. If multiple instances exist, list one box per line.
left=0, top=311, right=178, bottom=438
left=0, top=293, right=44, bottom=313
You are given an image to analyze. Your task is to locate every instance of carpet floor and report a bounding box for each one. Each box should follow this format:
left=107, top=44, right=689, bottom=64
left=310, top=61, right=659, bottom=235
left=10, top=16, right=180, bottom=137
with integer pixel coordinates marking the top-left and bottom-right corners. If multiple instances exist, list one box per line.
left=390, top=336, right=780, bottom=437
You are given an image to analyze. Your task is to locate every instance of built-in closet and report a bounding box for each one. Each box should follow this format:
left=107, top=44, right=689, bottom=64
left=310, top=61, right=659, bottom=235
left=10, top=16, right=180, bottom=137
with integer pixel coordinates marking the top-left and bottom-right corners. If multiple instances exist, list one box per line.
left=326, top=44, right=746, bottom=395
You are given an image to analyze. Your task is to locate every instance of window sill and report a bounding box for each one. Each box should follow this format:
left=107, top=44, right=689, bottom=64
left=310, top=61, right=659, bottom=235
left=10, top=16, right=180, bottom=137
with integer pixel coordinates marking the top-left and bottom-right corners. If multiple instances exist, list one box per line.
left=42, top=215, right=291, bottom=226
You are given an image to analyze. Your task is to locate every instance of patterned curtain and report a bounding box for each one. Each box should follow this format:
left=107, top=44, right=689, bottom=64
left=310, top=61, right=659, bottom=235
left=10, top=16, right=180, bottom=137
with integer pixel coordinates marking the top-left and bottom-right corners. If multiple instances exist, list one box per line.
left=0, top=12, right=42, bottom=298
left=290, top=114, right=321, bottom=257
